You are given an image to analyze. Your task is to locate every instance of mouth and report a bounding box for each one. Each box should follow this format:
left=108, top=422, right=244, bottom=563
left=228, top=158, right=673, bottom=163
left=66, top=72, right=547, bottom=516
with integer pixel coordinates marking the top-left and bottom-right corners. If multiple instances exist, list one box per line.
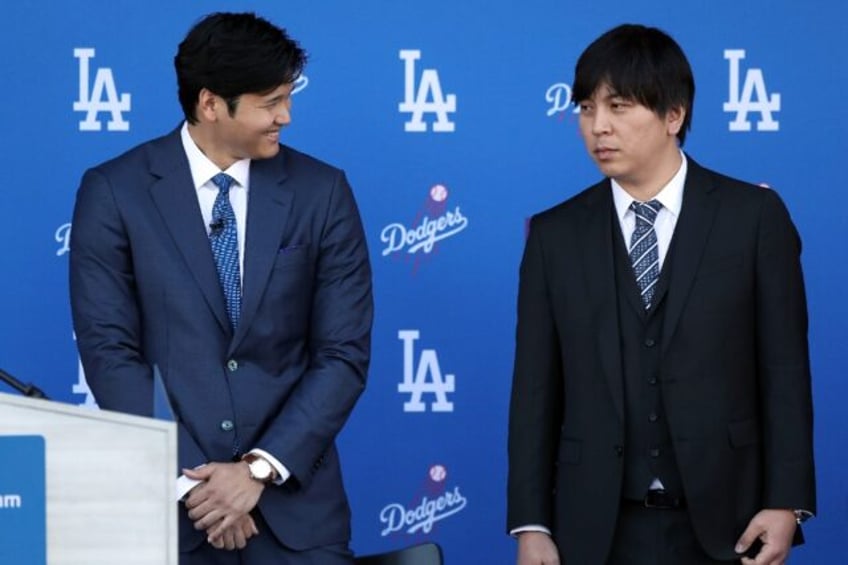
left=594, top=147, right=616, bottom=160
left=265, top=130, right=280, bottom=141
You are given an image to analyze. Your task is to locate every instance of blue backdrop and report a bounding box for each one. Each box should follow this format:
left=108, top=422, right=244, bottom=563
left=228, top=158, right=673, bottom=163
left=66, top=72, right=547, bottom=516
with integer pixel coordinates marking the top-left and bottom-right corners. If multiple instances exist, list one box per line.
left=1, top=1, right=844, bottom=562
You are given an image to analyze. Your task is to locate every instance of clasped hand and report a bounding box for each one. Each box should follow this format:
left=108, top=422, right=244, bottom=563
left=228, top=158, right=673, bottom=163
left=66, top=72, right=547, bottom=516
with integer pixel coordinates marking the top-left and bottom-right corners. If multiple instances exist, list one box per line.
left=184, top=462, right=265, bottom=550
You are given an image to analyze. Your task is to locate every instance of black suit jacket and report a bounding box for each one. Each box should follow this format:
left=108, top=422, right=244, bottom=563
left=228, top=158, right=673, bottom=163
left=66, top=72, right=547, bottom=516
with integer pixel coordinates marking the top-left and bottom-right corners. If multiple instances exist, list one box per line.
left=70, top=128, right=373, bottom=556
left=507, top=158, right=815, bottom=563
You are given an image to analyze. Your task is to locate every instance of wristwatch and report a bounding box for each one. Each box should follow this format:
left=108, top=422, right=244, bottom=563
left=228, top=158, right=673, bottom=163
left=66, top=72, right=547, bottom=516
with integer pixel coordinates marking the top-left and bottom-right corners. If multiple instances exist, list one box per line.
left=242, top=453, right=276, bottom=484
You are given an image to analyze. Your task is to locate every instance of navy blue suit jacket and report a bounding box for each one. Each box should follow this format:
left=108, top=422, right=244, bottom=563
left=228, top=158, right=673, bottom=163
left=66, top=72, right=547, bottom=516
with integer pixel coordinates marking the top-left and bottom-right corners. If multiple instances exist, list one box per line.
left=70, top=127, right=373, bottom=553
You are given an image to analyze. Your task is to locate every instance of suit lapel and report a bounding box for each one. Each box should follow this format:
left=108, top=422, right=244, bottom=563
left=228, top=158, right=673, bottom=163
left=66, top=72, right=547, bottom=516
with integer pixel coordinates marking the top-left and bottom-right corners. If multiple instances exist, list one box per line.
left=230, top=151, right=292, bottom=352
left=661, top=158, right=719, bottom=353
left=579, top=182, right=625, bottom=421
left=148, top=129, right=231, bottom=333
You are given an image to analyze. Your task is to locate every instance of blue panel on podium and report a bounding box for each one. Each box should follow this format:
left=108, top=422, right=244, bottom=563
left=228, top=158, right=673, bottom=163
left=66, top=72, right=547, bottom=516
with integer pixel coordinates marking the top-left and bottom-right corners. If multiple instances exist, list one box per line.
left=0, top=436, right=46, bottom=565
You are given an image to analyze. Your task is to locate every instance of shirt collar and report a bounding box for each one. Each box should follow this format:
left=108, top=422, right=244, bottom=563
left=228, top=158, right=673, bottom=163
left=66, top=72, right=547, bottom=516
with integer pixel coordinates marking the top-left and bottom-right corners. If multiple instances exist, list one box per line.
left=180, top=122, right=250, bottom=190
left=611, top=150, right=687, bottom=222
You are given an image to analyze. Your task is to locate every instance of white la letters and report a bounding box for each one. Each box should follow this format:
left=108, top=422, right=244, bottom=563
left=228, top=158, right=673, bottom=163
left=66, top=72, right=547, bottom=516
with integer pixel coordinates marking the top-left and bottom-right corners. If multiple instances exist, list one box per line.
left=399, top=50, right=457, bottom=132
left=397, top=330, right=455, bottom=412
left=723, top=49, right=780, bottom=132
left=73, top=48, right=131, bottom=132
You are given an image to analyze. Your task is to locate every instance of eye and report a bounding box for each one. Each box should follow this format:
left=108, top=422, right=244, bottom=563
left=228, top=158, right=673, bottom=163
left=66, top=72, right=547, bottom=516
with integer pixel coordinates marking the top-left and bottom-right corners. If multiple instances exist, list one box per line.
left=578, top=102, right=593, bottom=113
left=610, top=99, right=631, bottom=111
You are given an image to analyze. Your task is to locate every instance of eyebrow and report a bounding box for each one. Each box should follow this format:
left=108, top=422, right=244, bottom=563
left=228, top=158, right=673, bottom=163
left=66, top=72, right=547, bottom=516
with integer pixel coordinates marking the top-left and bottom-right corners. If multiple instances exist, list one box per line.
left=263, top=93, right=288, bottom=104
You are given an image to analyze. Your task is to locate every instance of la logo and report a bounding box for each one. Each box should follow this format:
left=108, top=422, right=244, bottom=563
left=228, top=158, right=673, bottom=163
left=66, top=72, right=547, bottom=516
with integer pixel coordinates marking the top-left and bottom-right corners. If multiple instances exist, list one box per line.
left=398, top=50, right=457, bottom=132
left=71, top=333, right=98, bottom=408
left=723, top=49, right=780, bottom=132
left=397, top=330, right=455, bottom=412
left=73, top=48, right=131, bottom=131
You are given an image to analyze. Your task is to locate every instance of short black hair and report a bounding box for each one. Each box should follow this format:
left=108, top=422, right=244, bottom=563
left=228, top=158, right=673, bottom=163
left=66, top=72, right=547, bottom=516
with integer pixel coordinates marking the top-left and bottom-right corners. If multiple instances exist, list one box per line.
left=573, top=24, right=695, bottom=145
left=175, top=12, right=307, bottom=124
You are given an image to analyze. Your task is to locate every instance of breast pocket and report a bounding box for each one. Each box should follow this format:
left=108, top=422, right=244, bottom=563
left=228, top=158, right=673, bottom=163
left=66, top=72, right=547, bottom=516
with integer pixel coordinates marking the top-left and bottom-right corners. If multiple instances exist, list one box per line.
left=273, top=244, right=311, bottom=270
left=265, top=244, right=315, bottom=307
left=695, top=253, right=743, bottom=281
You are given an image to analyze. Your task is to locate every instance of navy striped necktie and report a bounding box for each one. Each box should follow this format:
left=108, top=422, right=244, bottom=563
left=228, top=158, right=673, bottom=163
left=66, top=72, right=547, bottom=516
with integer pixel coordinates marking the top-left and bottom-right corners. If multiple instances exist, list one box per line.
left=629, top=200, right=663, bottom=309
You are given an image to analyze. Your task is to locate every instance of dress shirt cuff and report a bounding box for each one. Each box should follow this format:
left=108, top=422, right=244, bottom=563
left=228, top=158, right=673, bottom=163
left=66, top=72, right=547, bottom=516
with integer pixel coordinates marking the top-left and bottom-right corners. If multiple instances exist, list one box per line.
left=176, top=464, right=206, bottom=501
left=248, top=448, right=290, bottom=485
left=510, top=524, right=552, bottom=538
left=793, top=509, right=814, bottom=524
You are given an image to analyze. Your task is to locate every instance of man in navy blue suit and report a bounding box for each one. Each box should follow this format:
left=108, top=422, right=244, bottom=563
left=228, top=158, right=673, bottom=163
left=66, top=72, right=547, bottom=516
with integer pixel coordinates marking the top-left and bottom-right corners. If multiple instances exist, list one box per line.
left=70, top=12, right=372, bottom=564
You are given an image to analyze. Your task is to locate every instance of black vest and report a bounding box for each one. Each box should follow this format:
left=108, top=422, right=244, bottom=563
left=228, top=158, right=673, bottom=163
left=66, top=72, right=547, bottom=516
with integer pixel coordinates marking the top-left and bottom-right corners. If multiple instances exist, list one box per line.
left=611, top=217, right=684, bottom=499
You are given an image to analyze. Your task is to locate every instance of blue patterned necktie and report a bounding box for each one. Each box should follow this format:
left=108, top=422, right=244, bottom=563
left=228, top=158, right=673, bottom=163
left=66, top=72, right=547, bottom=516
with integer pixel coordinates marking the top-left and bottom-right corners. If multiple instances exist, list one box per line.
left=209, top=173, right=241, bottom=329
left=629, top=200, right=663, bottom=309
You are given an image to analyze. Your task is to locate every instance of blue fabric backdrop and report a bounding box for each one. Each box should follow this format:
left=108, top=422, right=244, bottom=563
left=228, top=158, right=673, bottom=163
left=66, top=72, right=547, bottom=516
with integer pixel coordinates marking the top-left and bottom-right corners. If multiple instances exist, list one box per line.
left=1, top=1, right=844, bottom=562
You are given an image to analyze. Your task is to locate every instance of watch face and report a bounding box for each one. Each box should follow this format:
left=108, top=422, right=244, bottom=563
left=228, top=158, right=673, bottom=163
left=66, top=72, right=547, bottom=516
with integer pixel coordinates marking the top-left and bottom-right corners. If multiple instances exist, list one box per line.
left=249, top=458, right=272, bottom=481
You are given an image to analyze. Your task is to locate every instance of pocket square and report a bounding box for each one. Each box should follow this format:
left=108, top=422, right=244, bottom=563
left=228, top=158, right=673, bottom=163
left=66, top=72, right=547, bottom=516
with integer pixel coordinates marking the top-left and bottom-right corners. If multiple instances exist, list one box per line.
left=279, top=244, right=306, bottom=254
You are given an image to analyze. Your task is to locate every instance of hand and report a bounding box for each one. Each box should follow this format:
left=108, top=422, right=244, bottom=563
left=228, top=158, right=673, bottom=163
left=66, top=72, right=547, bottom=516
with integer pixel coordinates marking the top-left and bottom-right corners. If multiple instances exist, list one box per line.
left=208, top=513, right=259, bottom=551
left=517, top=531, right=560, bottom=565
left=184, top=462, right=265, bottom=543
left=735, top=509, right=796, bottom=565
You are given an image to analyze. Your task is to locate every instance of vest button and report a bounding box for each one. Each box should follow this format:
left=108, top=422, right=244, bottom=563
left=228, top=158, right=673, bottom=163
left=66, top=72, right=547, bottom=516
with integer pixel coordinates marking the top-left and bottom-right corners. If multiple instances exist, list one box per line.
left=644, top=338, right=656, bottom=347
left=648, top=377, right=658, bottom=385
left=649, top=447, right=660, bottom=458
left=220, top=420, right=234, bottom=431
left=648, top=412, right=658, bottom=423
left=227, top=359, right=239, bottom=372
left=614, top=445, right=623, bottom=457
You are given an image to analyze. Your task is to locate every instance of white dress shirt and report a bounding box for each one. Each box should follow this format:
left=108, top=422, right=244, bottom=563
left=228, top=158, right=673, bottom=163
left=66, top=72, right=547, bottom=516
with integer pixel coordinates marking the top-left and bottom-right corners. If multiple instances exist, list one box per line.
left=611, top=151, right=687, bottom=269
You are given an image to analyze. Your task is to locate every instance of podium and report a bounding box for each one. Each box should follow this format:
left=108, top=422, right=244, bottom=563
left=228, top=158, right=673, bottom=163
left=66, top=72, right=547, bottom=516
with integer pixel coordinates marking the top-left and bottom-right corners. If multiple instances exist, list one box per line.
left=0, top=392, right=177, bottom=564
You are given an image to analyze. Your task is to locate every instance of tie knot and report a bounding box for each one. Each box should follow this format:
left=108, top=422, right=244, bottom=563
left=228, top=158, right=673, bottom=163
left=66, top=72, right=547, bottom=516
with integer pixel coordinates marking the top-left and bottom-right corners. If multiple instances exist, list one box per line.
left=212, top=173, right=234, bottom=194
left=631, top=200, right=662, bottom=227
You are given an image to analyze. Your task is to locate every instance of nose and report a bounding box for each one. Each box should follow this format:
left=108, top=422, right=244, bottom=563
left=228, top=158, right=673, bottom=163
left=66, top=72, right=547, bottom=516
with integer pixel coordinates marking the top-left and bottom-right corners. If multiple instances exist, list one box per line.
left=590, top=107, right=611, bottom=136
left=275, top=104, right=291, bottom=126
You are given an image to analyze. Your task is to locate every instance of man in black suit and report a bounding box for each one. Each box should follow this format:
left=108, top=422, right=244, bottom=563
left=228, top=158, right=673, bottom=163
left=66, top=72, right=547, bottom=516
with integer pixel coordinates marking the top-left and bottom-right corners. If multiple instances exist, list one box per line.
left=507, top=24, right=815, bottom=564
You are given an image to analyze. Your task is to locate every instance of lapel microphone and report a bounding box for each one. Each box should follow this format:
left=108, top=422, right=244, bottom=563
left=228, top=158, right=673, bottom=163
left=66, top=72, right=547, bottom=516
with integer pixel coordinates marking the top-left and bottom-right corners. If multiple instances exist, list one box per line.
left=209, top=218, right=225, bottom=236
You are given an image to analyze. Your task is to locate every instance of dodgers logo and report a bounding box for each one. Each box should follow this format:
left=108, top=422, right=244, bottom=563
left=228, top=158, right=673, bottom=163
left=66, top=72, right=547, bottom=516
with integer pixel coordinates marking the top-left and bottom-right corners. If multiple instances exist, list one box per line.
left=380, top=184, right=469, bottom=269
left=379, top=464, right=468, bottom=536
left=723, top=49, right=780, bottom=132
left=292, top=74, right=309, bottom=94
left=73, top=48, right=131, bottom=132
left=55, top=223, right=71, bottom=256
left=397, top=330, right=455, bottom=413
left=399, top=50, right=456, bottom=132
left=546, top=81, right=580, bottom=119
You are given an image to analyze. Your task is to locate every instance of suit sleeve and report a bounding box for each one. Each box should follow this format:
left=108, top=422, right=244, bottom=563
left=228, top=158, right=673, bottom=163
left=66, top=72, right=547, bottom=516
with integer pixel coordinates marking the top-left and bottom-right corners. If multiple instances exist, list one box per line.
left=507, top=216, right=564, bottom=532
left=254, top=171, right=373, bottom=488
left=69, top=168, right=205, bottom=469
left=754, top=189, right=816, bottom=513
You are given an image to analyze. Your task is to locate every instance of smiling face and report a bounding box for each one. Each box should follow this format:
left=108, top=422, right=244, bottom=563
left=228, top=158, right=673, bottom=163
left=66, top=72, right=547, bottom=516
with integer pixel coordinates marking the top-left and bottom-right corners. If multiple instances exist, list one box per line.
left=578, top=83, right=684, bottom=196
left=194, top=83, right=293, bottom=170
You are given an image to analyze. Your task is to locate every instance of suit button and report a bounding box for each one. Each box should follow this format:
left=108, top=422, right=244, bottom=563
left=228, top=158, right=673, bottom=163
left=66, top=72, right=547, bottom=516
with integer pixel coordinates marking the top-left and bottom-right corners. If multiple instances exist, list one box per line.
left=649, top=448, right=660, bottom=458
left=227, top=359, right=239, bottom=372
left=220, top=420, right=234, bottom=432
left=614, top=445, right=623, bottom=457
left=644, top=338, right=656, bottom=347
left=648, top=377, right=658, bottom=385
left=648, top=412, right=658, bottom=423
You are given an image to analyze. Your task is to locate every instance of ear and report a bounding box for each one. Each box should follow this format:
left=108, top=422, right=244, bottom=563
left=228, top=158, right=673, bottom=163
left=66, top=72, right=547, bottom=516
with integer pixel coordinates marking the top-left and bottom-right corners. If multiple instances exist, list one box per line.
left=666, top=105, right=686, bottom=136
left=195, top=88, right=220, bottom=123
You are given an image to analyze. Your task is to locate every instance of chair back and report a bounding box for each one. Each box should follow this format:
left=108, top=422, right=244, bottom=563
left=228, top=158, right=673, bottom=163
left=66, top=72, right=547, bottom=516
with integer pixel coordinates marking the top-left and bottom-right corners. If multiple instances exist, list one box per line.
left=354, top=542, right=443, bottom=565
